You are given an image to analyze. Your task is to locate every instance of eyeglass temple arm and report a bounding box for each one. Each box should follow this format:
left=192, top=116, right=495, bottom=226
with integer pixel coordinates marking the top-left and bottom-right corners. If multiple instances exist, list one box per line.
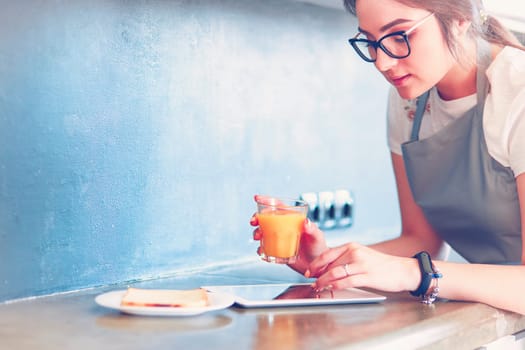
left=405, top=12, right=434, bottom=35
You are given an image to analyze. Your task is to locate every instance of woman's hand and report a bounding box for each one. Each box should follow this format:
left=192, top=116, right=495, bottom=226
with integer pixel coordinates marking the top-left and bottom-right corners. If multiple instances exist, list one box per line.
left=306, top=243, right=420, bottom=293
left=250, top=194, right=329, bottom=274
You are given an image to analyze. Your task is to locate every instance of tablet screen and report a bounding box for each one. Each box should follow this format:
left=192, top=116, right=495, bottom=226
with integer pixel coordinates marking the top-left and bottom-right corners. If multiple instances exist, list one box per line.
left=203, top=283, right=386, bottom=308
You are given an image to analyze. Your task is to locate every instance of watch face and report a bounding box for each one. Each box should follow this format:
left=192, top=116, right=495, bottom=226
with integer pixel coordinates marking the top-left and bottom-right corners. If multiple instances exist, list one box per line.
left=421, top=254, right=433, bottom=271
left=416, top=252, right=435, bottom=274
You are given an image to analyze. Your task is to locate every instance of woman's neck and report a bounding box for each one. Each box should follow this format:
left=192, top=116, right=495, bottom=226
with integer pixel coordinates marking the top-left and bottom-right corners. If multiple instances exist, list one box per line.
left=435, top=62, right=477, bottom=101
left=435, top=42, right=503, bottom=101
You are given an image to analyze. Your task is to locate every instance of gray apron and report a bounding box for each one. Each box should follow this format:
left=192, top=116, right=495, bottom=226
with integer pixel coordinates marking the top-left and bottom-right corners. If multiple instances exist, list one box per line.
left=401, top=41, right=522, bottom=264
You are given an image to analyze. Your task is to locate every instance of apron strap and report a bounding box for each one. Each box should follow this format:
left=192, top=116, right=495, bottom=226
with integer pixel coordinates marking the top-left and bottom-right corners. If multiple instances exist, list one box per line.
left=476, top=39, right=492, bottom=115
left=409, top=90, right=430, bottom=142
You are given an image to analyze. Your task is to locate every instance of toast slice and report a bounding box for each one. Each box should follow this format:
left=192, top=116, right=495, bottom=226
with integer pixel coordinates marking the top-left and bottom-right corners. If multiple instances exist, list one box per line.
left=121, top=287, right=209, bottom=308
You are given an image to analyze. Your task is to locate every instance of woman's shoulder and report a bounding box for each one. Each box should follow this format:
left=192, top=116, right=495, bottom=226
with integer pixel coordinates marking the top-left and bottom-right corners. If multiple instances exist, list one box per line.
left=487, top=46, right=525, bottom=89
left=484, top=46, right=525, bottom=175
left=485, top=46, right=525, bottom=115
left=492, top=45, right=525, bottom=65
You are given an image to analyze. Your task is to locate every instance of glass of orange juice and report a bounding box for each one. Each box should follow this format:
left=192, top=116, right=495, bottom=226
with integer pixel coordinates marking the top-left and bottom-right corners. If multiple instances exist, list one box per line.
left=256, top=196, right=309, bottom=264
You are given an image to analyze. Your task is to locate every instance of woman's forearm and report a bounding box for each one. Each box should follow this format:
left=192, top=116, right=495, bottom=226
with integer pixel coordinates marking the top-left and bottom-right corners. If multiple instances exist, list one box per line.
left=369, top=234, right=446, bottom=259
left=434, top=261, right=525, bottom=315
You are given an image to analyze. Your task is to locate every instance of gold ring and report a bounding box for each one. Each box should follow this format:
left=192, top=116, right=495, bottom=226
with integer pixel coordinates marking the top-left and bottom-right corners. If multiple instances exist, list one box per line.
left=343, top=263, right=351, bottom=277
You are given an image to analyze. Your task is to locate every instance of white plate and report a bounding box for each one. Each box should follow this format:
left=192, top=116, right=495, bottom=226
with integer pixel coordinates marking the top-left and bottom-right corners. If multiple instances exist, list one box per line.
left=95, top=290, right=235, bottom=317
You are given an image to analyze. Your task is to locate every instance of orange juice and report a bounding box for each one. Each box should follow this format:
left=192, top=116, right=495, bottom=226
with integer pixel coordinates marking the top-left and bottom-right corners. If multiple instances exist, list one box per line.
left=257, top=209, right=306, bottom=262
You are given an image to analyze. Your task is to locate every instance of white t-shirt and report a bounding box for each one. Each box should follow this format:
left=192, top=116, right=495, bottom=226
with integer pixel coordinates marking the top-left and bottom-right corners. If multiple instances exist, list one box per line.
left=387, top=46, right=525, bottom=177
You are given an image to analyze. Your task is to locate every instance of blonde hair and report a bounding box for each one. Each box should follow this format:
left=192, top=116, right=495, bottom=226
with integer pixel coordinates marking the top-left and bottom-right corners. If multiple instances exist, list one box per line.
left=343, top=0, right=525, bottom=60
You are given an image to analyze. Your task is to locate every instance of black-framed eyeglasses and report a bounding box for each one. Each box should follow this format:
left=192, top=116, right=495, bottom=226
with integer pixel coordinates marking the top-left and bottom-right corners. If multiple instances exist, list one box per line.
left=348, top=12, right=435, bottom=63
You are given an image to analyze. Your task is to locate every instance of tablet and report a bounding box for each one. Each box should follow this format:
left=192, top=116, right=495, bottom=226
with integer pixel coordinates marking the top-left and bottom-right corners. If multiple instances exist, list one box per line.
left=203, top=283, right=386, bottom=308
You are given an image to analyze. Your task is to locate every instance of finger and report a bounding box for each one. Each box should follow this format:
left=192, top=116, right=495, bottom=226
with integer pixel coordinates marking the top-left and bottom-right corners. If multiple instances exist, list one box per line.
left=317, top=273, right=367, bottom=291
left=303, top=218, right=319, bottom=237
left=253, top=227, right=262, bottom=241
left=250, top=213, right=259, bottom=226
left=308, top=244, right=351, bottom=276
left=314, top=263, right=351, bottom=288
left=301, top=219, right=328, bottom=253
left=254, top=194, right=289, bottom=209
left=314, top=263, right=367, bottom=291
left=254, top=194, right=278, bottom=205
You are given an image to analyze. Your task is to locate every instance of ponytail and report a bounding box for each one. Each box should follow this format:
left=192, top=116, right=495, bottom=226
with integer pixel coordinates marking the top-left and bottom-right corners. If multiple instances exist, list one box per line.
left=482, top=15, right=525, bottom=50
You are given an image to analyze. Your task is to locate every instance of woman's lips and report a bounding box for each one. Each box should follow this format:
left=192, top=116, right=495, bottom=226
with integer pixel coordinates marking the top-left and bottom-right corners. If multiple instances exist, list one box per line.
left=390, top=74, right=411, bottom=87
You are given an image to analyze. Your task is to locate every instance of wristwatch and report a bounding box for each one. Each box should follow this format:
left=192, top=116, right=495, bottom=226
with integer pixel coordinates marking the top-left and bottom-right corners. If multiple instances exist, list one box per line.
left=410, top=251, right=441, bottom=297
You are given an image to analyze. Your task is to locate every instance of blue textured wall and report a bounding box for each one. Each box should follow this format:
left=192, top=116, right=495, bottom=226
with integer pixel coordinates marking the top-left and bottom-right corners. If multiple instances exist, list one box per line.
left=0, top=0, right=396, bottom=302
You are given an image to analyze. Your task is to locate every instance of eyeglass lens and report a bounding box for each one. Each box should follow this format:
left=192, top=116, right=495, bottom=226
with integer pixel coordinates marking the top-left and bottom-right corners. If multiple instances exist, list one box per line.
left=354, top=33, right=409, bottom=61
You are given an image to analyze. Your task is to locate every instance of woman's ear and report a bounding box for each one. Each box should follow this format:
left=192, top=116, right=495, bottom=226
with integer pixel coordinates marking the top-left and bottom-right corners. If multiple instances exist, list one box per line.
left=454, top=18, right=472, bottom=37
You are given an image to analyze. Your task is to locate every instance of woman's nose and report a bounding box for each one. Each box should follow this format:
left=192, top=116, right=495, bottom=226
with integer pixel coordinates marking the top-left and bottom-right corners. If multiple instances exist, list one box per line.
left=374, top=48, right=398, bottom=72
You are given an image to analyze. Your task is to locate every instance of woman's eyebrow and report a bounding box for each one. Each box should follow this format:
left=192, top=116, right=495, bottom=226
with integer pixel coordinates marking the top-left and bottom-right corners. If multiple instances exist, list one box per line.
left=358, top=18, right=412, bottom=36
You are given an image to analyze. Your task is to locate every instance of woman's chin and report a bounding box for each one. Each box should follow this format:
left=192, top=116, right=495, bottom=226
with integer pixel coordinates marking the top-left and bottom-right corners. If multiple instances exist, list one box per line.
left=395, top=86, right=426, bottom=100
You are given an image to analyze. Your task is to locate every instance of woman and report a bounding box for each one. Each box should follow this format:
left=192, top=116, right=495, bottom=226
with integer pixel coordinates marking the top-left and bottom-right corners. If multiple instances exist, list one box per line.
left=251, top=0, right=525, bottom=314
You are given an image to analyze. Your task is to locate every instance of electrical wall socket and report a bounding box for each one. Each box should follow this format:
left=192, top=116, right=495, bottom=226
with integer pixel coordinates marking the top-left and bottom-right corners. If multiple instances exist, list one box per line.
left=299, top=190, right=354, bottom=230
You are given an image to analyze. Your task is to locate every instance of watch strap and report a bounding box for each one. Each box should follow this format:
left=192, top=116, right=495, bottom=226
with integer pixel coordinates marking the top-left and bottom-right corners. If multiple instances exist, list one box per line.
left=410, top=251, right=436, bottom=297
